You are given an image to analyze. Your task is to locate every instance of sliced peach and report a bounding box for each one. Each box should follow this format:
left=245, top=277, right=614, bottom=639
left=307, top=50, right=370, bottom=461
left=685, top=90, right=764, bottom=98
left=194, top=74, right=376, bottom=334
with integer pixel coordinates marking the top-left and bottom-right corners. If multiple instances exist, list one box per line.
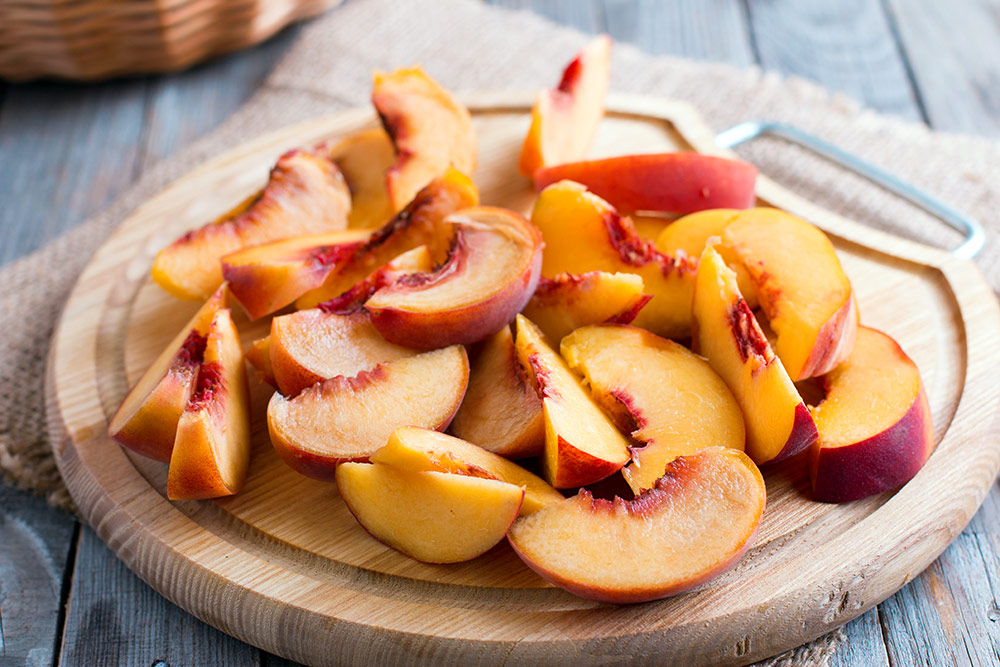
left=372, top=67, right=477, bottom=211
left=507, top=446, right=766, bottom=603
left=629, top=213, right=673, bottom=242
left=269, top=309, right=416, bottom=398
left=314, top=245, right=433, bottom=313
left=108, top=285, right=227, bottom=461
left=809, top=327, right=934, bottom=503
left=167, top=308, right=251, bottom=500
left=370, top=427, right=563, bottom=515
left=531, top=180, right=696, bottom=340
left=514, top=315, right=631, bottom=489
left=336, top=462, right=522, bottom=563
left=267, top=345, right=468, bottom=481
left=534, top=153, right=758, bottom=215
left=153, top=149, right=351, bottom=301
left=519, top=35, right=611, bottom=176
left=721, top=208, right=857, bottom=381
left=449, top=326, right=544, bottom=459
left=521, top=271, right=650, bottom=342
left=245, top=336, right=276, bottom=387
left=327, top=127, right=396, bottom=229
left=692, top=246, right=817, bottom=465
left=296, top=168, right=479, bottom=309
left=366, top=206, right=543, bottom=349
left=221, top=229, right=370, bottom=319
left=562, top=325, right=745, bottom=494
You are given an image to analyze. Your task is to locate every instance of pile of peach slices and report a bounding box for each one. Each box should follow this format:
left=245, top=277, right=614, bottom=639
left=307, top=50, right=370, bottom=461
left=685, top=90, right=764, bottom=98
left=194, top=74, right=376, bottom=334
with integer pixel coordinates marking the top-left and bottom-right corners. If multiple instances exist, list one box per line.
left=108, top=37, right=934, bottom=604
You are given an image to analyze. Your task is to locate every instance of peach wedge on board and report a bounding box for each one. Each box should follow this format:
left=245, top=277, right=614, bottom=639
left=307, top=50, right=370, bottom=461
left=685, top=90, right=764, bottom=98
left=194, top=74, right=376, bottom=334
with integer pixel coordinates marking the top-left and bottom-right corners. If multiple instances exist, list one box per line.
left=326, top=127, right=396, bottom=229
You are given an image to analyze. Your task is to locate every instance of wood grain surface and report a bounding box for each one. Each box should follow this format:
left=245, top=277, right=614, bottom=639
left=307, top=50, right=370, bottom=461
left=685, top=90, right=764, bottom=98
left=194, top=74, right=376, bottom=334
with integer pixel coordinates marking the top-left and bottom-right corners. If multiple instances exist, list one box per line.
left=46, top=95, right=1000, bottom=666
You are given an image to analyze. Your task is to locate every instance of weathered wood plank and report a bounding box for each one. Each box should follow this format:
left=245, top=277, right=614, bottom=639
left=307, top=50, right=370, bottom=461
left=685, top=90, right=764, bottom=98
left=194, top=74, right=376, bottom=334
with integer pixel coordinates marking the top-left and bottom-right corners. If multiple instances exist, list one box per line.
left=484, top=0, right=606, bottom=33
left=829, top=609, right=891, bottom=667
left=884, top=0, right=1000, bottom=137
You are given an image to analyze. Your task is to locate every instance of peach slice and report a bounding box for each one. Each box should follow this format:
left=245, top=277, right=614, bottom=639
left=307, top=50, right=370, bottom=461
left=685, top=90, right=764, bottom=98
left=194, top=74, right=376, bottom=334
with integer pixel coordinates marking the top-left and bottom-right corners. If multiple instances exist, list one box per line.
left=562, top=325, right=745, bottom=494
left=314, top=245, right=433, bottom=313
left=370, top=427, right=564, bottom=515
left=296, top=168, right=479, bottom=309
left=269, top=309, right=416, bottom=398
left=809, top=327, right=934, bottom=503
left=267, top=345, right=468, bottom=481
left=167, top=308, right=251, bottom=500
left=372, top=67, right=477, bottom=211
left=449, top=326, right=545, bottom=459
left=245, top=336, right=276, bottom=387
left=336, top=462, right=523, bottom=563
left=108, top=285, right=227, bottom=462
left=153, top=149, right=352, bottom=301
left=221, top=229, right=370, bottom=319
left=519, top=35, right=611, bottom=176
left=521, top=271, right=650, bottom=342
left=692, top=246, right=817, bottom=465
left=327, top=127, right=396, bottom=229
left=514, top=315, right=631, bottom=489
left=533, top=153, right=758, bottom=215
left=721, top=208, right=857, bottom=381
left=531, top=180, right=696, bottom=340
left=366, top=206, right=543, bottom=349
left=507, top=446, right=766, bottom=603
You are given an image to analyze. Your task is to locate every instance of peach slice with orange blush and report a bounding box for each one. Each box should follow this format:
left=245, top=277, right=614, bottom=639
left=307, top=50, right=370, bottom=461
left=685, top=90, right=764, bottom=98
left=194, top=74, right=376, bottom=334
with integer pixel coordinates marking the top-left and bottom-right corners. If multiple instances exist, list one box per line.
left=521, top=271, right=650, bottom=342
left=327, top=127, right=396, bottom=229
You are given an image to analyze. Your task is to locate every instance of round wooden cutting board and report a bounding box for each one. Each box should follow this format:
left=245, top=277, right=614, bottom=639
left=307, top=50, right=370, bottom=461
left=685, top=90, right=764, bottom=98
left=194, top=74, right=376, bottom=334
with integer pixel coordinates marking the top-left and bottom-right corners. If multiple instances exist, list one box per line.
left=47, top=93, right=1000, bottom=666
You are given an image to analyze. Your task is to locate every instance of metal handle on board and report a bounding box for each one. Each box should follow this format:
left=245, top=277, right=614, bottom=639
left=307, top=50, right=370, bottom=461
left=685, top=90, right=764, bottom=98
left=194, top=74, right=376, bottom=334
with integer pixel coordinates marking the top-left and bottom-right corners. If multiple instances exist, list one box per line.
left=715, top=121, right=985, bottom=260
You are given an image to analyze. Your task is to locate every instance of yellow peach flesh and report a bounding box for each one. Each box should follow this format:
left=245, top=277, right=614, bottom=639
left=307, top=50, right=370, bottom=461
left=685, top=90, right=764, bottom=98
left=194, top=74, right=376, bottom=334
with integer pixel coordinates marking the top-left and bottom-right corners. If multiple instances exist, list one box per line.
left=327, top=127, right=396, bottom=229
left=522, top=271, right=648, bottom=342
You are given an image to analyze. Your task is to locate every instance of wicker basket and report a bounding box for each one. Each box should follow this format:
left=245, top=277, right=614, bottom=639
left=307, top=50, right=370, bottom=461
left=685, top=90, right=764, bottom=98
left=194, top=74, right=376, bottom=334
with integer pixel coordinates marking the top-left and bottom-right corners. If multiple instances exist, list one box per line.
left=0, top=0, right=342, bottom=81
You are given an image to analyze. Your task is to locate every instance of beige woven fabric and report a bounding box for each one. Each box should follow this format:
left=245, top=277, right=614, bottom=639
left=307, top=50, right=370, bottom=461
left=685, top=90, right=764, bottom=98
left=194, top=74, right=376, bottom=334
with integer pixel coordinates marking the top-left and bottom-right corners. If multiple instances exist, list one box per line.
left=2, top=0, right=998, bottom=661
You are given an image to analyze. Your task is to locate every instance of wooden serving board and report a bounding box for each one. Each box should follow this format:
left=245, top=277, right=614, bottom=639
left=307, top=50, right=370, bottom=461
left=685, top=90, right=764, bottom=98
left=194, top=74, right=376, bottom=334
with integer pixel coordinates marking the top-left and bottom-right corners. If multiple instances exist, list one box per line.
left=47, top=93, right=1000, bottom=666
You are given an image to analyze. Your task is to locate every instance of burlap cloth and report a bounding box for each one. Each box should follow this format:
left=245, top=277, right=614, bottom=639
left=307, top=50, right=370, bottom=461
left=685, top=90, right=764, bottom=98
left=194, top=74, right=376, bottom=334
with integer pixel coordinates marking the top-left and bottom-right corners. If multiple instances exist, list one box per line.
left=3, top=0, right=999, bottom=662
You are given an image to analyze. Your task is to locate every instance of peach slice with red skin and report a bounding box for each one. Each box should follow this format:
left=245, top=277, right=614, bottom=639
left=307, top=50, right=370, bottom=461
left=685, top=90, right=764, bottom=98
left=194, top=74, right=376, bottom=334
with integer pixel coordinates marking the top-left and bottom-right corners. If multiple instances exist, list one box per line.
left=373, top=67, right=477, bottom=212
left=153, top=149, right=351, bottom=301
left=366, top=206, right=543, bottom=350
left=809, top=326, right=934, bottom=503
left=521, top=271, right=650, bottom=342
left=245, top=337, right=276, bottom=387
left=266, top=345, right=468, bottom=481
left=315, top=245, right=433, bottom=313
left=370, top=427, right=564, bottom=515
left=327, top=127, right=396, bottom=229
left=507, top=446, right=766, bottom=604
left=108, top=285, right=227, bottom=462
left=562, top=325, right=745, bottom=494
left=336, top=462, right=523, bottom=564
left=534, top=153, right=758, bottom=215
left=531, top=180, right=696, bottom=340
left=519, top=35, right=611, bottom=177
left=514, top=315, right=631, bottom=489
left=167, top=308, right=251, bottom=500
left=721, top=208, right=857, bottom=381
left=449, top=326, right=545, bottom=459
left=692, top=245, right=817, bottom=465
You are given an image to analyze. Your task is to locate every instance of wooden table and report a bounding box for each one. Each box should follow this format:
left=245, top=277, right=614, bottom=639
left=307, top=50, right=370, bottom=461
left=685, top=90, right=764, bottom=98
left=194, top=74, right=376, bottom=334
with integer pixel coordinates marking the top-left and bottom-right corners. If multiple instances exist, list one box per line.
left=2, top=1, right=998, bottom=664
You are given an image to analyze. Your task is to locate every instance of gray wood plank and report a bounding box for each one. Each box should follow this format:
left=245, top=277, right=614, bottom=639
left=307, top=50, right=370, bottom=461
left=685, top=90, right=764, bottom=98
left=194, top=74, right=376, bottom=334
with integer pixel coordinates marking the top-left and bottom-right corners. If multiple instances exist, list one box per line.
left=0, top=484, right=77, bottom=667
left=828, top=608, right=891, bottom=667
left=484, top=0, right=606, bottom=33
left=744, top=0, right=924, bottom=121
left=884, top=0, right=1000, bottom=137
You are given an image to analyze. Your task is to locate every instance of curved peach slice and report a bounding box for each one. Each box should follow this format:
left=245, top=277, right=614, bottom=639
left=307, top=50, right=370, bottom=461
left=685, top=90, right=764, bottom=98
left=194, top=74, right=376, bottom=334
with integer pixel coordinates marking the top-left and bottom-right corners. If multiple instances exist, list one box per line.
left=267, top=345, right=469, bottom=481
left=245, top=336, right=276, bottom=387
left=336, top=462, right=523, bottom=563
left=153, top=149, right=351, bottom=301
left=521, top=271, right=650, bottom=342
left=296, top=168, right=479, bottom=309
left=167, top=308, right=251, bottom=500
left=514, top=315, right=630, bottom=489
left=534, top=153, right=758, bottom=215
left=327, top=127, right=396, bottom=229
left=721, top=208, right=857, bottom=381
left=507, top=446, right=766, bottom=603
left=692, top=246, right=817, bottom=465
left=373, top=67, right=477, bottom=211
left=519, top=35, right=611, bottom=176
left=449, top=326, right=544, bottom=459
left=562, top=325, right=745, bottom=494
left=269, top=309, right=416, bottom=398
left=371, top=427, right=564, bottom=515
left=222, top=229, right=370, bottom=319
left=108, top=285, right=227, bottom=461
left=366, top=206, right=543, bottom=349
left=809, top=327, right=934, bottom=503
left=531, top=180, right=696, bottom=340
left=315, top=245, right=433, bottom=313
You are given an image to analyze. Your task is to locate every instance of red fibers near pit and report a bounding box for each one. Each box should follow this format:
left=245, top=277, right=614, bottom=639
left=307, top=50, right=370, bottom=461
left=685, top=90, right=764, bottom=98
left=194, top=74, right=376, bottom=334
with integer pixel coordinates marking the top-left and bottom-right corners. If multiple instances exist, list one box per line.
left=729, top=299, right=771, bottom=364
left=176, top=331, right=208, bottom=366
left=558, top=56, right=583, bottom=93
left=188, top=362, right=223, bottom=410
